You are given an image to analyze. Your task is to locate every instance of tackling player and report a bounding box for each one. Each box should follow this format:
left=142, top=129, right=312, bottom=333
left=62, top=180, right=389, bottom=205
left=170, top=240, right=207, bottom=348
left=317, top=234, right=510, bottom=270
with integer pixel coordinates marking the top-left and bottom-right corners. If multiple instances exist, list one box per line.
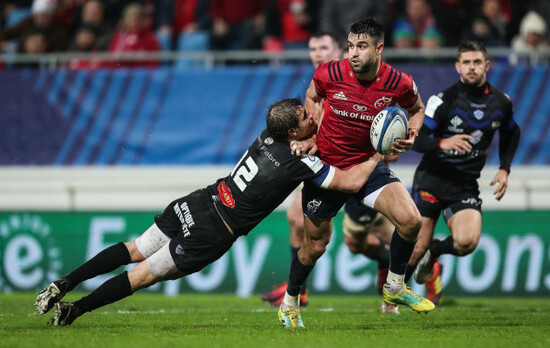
left=407, top=41, right=521, bottom=304
left=34, top=98, right=383, bottom=327
left=278, top=18, right=435, bottom=328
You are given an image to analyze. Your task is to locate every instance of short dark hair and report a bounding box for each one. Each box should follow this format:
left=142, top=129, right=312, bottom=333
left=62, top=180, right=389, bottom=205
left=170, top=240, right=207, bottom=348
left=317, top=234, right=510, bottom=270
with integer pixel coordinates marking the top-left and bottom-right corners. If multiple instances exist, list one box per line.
left=457, top=41, right=488, bottom=61
left=266, top=97, right=302, bottom=142
left=310, top=31, right=342, bottom=49
left=349, top=18, right=385, bottom=44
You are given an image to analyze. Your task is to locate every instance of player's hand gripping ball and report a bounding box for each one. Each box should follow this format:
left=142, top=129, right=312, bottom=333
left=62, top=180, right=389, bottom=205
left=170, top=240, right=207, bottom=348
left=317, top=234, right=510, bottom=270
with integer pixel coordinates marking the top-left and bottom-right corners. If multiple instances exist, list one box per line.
left=370, top=106, right=409, bottom=155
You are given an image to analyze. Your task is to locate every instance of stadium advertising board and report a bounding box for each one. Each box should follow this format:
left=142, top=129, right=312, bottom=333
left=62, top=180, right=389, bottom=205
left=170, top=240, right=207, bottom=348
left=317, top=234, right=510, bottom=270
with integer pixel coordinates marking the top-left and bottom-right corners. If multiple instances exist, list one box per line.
left=0, top=211, right=548, bottom=296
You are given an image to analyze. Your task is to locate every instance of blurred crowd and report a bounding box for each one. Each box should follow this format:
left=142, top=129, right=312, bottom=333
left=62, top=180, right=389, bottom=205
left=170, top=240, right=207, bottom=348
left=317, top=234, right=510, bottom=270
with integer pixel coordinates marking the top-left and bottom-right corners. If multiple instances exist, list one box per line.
left=1, top=0, right=549, bottom=68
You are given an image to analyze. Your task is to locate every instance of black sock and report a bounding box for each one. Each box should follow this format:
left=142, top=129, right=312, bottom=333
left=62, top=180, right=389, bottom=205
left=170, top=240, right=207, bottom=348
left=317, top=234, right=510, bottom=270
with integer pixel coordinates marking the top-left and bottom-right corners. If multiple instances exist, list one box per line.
left=287, top=256, right=314, bottom=297
left=291, top=246, right=308, bottom=294
left=431, top=236, right=459, bottom=258
left=389, top=229, right=416, bottom=275
left=65, top=242, right=131, bottom=291
left=376, top=240, right=390, bottom=270
left=74, top=271, right=133, bottom=314
left=404, top=263, right=416, bottom=283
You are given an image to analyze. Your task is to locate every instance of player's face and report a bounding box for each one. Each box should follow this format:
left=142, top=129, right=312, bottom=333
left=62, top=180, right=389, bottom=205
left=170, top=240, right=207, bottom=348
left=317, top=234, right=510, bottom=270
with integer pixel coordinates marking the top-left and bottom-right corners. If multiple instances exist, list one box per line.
left=456, top=51, right=490, bottom=87
left=309, top=36, right=341, bottom=68
left=347, top=33, right=383, bottom=75
left=294, top=106, right=317, bottom=139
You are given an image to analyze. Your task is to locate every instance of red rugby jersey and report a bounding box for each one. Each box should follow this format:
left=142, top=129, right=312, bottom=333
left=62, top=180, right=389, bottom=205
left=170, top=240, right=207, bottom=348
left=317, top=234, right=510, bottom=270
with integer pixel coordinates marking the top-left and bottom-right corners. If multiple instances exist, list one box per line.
left=314, top=59, right=418, bottom=169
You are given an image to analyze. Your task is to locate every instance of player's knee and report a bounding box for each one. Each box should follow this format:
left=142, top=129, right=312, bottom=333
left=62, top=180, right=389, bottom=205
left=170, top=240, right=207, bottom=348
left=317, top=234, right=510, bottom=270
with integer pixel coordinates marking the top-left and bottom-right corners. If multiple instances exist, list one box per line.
left=125, top=241, right=145, bottom=263
left=399, top=212, right=422, bottom=239
left=304, top=239, right=330, bottom=261
left=454, top=239, right=477, bottom=256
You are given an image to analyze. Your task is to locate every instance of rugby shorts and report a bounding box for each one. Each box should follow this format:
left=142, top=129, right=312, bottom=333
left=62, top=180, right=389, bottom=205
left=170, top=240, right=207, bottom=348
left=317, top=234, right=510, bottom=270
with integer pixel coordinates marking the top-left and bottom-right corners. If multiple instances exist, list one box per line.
left=344, top=196, right=378, bottom=224
left=302, top=161, right=400, bottom=219
left=154, top=188, right=236, bottom=275
left=411, top=169, right=482, bottom=222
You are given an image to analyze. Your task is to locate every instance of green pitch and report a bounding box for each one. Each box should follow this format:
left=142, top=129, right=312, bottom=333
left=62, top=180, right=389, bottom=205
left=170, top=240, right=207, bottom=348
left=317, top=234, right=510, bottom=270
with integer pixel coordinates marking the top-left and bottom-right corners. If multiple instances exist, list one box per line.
left=1, top=293, right=549, bottom=348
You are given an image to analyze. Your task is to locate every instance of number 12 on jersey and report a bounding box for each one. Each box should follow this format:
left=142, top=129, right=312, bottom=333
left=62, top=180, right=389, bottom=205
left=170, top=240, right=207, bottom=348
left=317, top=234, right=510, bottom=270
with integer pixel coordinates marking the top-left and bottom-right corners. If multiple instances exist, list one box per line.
left=231, top=151, right=259, bottom=191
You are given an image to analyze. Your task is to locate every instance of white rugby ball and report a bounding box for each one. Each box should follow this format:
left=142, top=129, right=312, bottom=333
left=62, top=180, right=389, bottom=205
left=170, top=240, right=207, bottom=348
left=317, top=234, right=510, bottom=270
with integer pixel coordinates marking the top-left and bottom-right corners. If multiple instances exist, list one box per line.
left=370, top=106, right=408, bottom=155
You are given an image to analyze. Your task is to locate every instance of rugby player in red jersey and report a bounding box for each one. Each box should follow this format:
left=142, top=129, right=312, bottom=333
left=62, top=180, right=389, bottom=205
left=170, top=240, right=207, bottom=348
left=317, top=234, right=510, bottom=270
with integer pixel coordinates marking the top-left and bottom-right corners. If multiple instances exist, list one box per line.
left=278, top=18, right=435, bottom=328
left=263, top=31, right=398, bottom=314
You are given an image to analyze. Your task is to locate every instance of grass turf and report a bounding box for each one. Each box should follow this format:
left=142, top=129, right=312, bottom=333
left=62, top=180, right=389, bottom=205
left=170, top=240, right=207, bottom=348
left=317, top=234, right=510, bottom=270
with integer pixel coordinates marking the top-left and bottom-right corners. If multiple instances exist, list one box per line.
left=1, top=293, right=549, bottom=348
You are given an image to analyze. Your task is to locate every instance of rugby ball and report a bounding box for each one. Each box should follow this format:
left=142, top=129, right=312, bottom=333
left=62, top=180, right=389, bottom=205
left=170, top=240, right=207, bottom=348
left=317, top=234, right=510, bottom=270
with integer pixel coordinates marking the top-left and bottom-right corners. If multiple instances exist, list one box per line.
left=370, top=106, right=408, bottom=155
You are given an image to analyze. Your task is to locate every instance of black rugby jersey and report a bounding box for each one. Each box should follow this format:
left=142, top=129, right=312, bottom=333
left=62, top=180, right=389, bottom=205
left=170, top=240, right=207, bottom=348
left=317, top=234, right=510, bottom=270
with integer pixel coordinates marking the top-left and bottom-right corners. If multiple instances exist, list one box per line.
left=413, top=81, right=520, bottom=183
left=208, top=129, right=334, bottom=237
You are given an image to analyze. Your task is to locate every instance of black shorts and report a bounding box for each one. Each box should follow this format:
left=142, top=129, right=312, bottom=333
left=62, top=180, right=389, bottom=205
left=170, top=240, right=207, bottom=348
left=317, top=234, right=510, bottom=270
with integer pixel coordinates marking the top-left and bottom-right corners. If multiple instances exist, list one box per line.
left=411, top=169, right=482, bottom=222
left=154, top=188, right=236, bottom=275
left=344, top=196, right=378, bottom=224
left=302, top=161, right=400, bottom=219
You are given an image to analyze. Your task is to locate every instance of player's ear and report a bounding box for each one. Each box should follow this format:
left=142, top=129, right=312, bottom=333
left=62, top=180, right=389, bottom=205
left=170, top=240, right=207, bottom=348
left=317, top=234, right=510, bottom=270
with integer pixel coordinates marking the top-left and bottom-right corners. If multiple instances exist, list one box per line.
left=288, top=128, right=298, bottom=139
left=485, top=58, right=491, bottom=72
left=454, top=61, right=460, bottom=74
left=376, top=41, right=384, bottom=55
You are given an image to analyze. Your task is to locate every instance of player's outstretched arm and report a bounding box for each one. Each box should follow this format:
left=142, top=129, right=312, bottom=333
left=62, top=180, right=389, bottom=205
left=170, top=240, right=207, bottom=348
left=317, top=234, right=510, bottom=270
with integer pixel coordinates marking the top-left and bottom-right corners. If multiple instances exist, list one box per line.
left=327, top=154, right=384, bottom=193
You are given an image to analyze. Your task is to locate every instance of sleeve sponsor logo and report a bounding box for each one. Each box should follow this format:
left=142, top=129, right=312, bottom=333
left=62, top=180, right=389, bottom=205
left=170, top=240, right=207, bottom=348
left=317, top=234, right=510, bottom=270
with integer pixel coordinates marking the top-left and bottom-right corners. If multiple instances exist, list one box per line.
left=425, top=95, right=443, bottom=118
left=217, top=181, right=235, bottom=208
left=301, top=155, right=324, bottom=173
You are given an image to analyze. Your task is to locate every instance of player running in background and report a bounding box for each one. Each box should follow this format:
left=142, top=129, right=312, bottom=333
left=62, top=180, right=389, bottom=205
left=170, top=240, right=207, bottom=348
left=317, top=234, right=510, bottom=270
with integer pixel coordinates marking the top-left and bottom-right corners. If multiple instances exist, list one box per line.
left=406, top=41, right=521, bottom=304
left=261, top=31, right=398, bottom=314
left=35, top=97, right=384, bottom=327
left=278, top=18, right=434, bottom=328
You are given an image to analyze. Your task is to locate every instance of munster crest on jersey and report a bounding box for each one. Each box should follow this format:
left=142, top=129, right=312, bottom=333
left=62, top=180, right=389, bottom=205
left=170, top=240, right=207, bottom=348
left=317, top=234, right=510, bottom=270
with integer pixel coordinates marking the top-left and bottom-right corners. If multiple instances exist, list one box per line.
left=374, top=96, right=392, bottom=109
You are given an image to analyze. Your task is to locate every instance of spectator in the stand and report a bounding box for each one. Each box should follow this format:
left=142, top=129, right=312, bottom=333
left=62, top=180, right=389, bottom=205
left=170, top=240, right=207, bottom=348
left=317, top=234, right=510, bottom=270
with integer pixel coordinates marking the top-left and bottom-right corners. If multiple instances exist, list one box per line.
left=318, top=0, right=388, bottom=41
left=480, top=0, right=508, bottom=42
left=174, top=0, right=211, bottom=51
left=108, top=3, right=160, bottom=67
left=510, top=11, right=550, bottom=65
left=0, top=0, right=69, bottom=52
left=428, top=0, right=468, bottom=46
left=392, top=21, right=415, bottom=49
left=102, top=0, right=137, bottom=30
left=210, top=0, right=268, bottom=50
left=68, top=23, right=103, bottom=69
left=263, top=0, right=315, bottom=51
left=77, top=0, right=111, bottom=50
left=461, top=14, right=506, bottom=47
left=392, top=0, right=442, bottom=48
left=421, top=27, right=442, bottom=49
left=21, top=28, right=46, bottom=53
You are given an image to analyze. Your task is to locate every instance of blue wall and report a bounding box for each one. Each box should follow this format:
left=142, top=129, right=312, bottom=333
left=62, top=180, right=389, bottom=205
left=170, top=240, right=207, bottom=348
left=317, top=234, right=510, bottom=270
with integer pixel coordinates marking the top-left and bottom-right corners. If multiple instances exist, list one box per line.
left=1, top=63, right=547, bottom=165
